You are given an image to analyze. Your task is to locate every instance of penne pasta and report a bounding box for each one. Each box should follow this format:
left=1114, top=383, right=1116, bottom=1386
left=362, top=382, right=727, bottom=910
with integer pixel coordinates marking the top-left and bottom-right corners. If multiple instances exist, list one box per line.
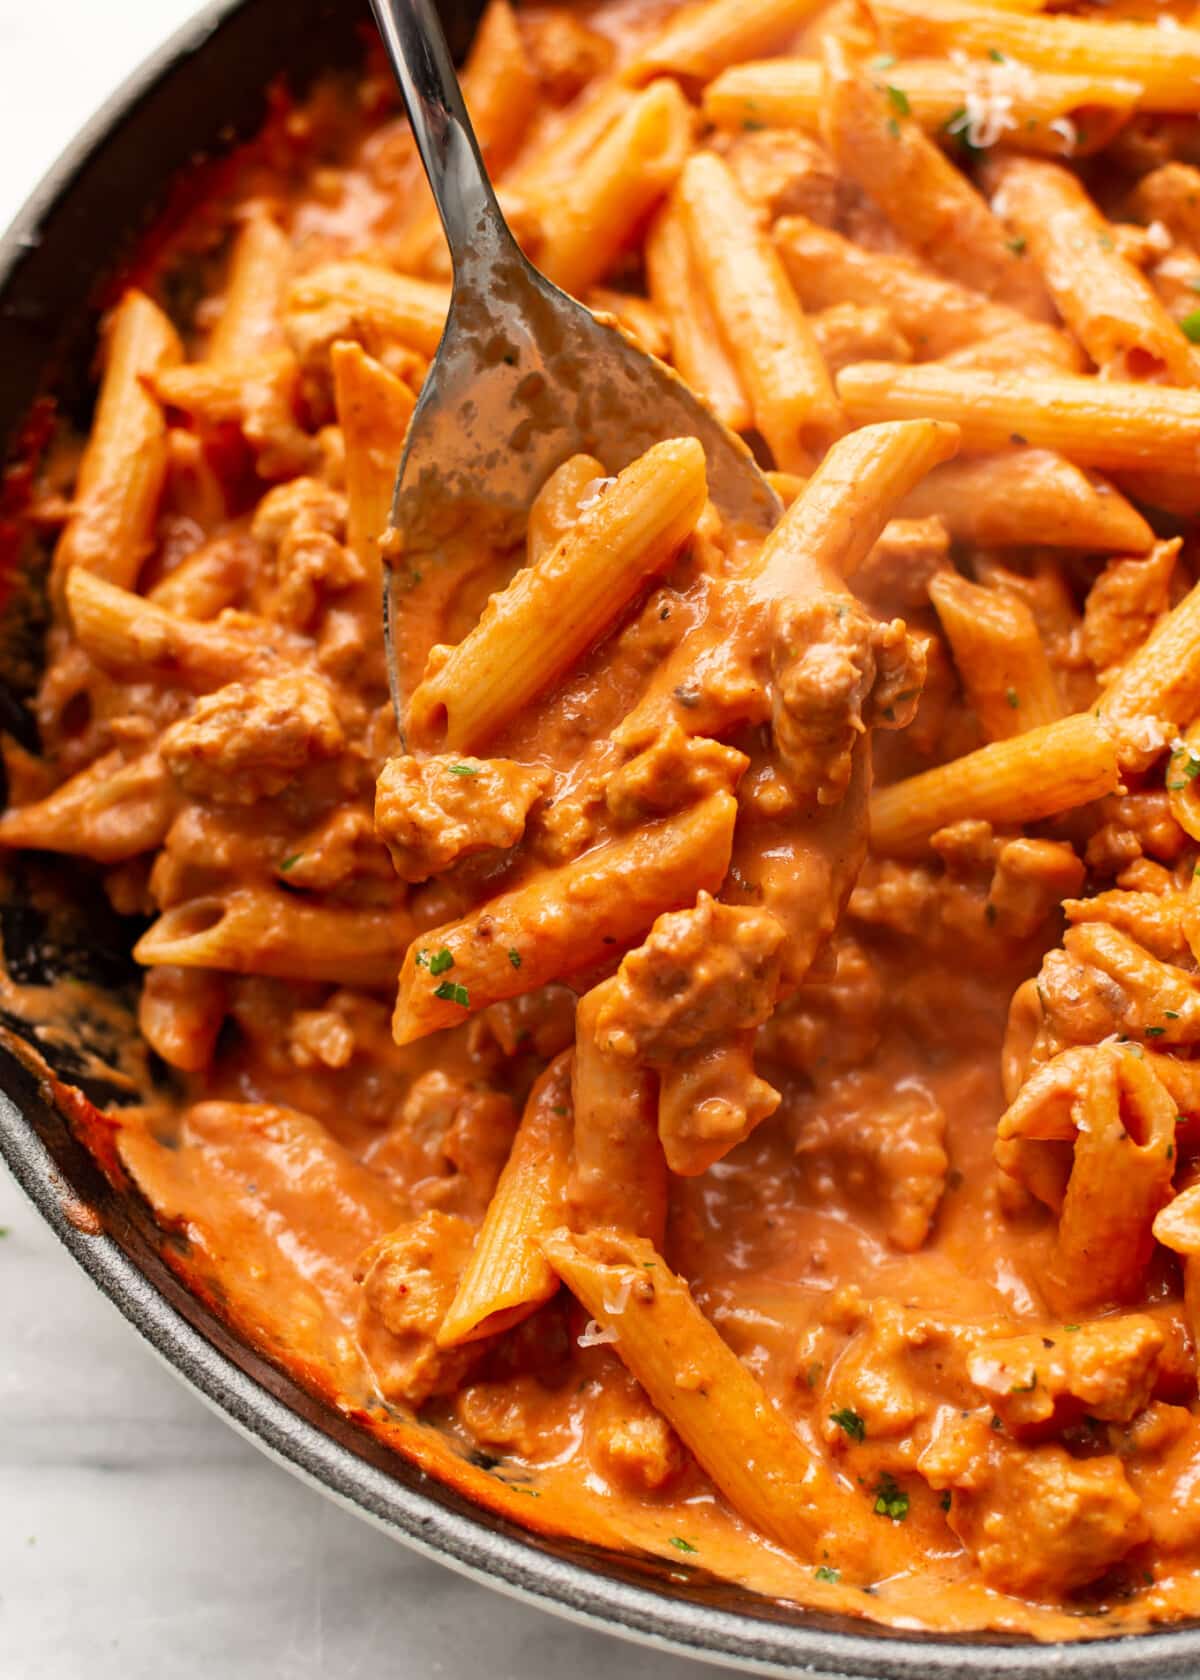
left=644, top=199, right=752, bottom=435
left=332, top=340, right=416, bottom=595
left=705, top=58, right=1139, bottom=159
left=676, top=150, right=841, bottom=471
left=898, top=452, right=1153, bottom=552
left=837, top=361, right=1200, bottom=472
left=206, top=211, right=290, bottom=367
left=534, top=78, right=694, bottom=298
left=774, top=215, right=1080, bottom=371
left=985, top=155, right=1200, bottom=385
left=0, top=748, right=178, bottom=863
left=569, top=981, right=667, bottom=1246
left=134, top=887, right=412, bottom=987
left=820, top=42, right=1052, bottom=319
left=284, top=261, right=449, bottom=372
left=64, top=566, right=279, bottom=692
left=929, top=571, right=1064, bottom=740
left=1098, top=555, right=1200, bottom=771
left=541, top=1227, right=865, bottom=1564
left=870, top=712, right=1120, bottom=855
left=391, top=792, right=738, bottom=1044
left=407, top=437, right=707, bottom=753
left=137, top=964, right=228, bottom=1073
left=624, top=0, right=828, bottom=88
left=438, top=1053, right=573, bottom=1346
left=51, top=290, right=181, bottom=595
left=870, top=0, right=1200, bottom=114
left=525, top=452, right=606, bottom=565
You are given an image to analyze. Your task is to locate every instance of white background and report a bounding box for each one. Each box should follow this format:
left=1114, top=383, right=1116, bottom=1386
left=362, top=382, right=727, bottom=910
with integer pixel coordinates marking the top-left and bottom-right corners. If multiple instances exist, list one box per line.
left=0, top=2, right=730, bottom=1674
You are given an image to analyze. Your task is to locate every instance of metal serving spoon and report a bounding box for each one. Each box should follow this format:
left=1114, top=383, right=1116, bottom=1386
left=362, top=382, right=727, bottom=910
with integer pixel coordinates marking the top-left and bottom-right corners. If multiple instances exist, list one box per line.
left=366, top=0, right=781, bottom=735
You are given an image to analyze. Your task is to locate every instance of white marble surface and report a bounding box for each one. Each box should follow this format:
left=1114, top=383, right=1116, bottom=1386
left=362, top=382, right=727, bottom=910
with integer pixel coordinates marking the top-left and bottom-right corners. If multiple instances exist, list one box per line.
left=0, top=3, right=732, bottom=1675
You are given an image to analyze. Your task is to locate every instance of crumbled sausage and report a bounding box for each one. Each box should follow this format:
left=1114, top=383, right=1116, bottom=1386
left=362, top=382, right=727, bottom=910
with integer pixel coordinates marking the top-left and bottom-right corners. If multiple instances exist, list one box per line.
left=355, top=1211, right=484, bottom=1404
left=160, top=671, right=346, bottom=803
left=374, top=753, right=551, bottom=881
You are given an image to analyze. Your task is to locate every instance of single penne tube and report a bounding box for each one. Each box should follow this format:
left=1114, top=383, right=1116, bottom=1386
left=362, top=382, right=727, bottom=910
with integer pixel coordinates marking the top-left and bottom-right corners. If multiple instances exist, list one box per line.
left=152, top=352, right=298, bottom=424
left=774, top=215, right=1079, bottom=370
left=929, top=572, right=1063, bottom=740
left=134, top=887, right=412, bottom=987
left=644, top=199, right=752, bottom=435
left=569, top=980, right=668, bottom=1247
left=623, top=0, right=827, bottom=87
left=332, top=341, right=415, bottom=594
left=147, top=534, right=253, bottom=620
left=1153, top=1184, right=1200, bottom=1355
left=206, top=210, right=290, bottom=366
left=704, top=58, right=1139, bottom=158
left=407, top=437, right=707, bottom=753
left=534, top=78, right=693, bottom=299
left=676, top=151, right=841, bottom=472
left=504, top=79, right=633, bottom=201
left=541, top=1227, right=862, bottom=1563
left=391, top=791, right=738, bottom=1043
left=870, top=0, right=1200, bottom=114
left=836, top=362, right=1200, bottom=472
left=52, top=289, right=181, bottom=594
left=869, top=712, right=1120, bottom=856
left=1099, top=560, right=1200, bottom=771
left=525, top=452, right=606, bottom=565
left=899, top=453, right=1153, bottom=552
left=137, top=965, right=228, bottom=1073
left=284, top=260, right=450, bottom=369
left=1046, top=1045, right=1176, bottom=1313
left=437, top=1054, right=573, bottom=1347
left=459, top=0, right=541, bottom=179
left=985, top=155, right=1199, bottom=385
left=64, top=567, right=276, bottom=691
left=820, top=42, right=1052, bottom=320
left=0, top=748, right=178, bottom=863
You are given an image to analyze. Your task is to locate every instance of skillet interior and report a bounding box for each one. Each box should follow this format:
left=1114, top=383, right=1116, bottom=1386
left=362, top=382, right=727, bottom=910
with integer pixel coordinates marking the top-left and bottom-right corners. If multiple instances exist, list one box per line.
left=3, top=2, right=1200, bottom=1672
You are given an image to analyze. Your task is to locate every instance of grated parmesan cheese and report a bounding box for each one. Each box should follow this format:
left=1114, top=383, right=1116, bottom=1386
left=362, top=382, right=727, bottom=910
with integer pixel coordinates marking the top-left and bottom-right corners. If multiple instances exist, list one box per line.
left=577, top=1318, right=619, bottom=1348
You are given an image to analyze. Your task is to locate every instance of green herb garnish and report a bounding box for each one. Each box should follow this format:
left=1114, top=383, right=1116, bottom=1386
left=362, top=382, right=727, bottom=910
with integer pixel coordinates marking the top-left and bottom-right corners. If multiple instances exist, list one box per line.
left=278, top=854, right=303, bottom=873
left=815, top=1565, right=841, bottom=1583
left=873, top=1475, right=909, bottom=1522
left=507, top=948, right=522, bottom=969
left=831, top=1407, right=867, bottom=1443
left=429, top=948, right=454, bottom=977
left=886, top=85, right=911, bottom=117
left=448, top=763, right=479, bottom=777
left=669, top=1537, right=698, bottom=1554
left=434, top=981, right=470, bottom=1007
left=1182, top=309, right=1200, bottom=343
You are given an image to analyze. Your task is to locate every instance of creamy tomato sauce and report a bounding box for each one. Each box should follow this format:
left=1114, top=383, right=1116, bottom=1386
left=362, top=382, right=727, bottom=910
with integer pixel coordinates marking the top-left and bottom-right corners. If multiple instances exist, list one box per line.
left=8, top=0, right=1200, bottom=1643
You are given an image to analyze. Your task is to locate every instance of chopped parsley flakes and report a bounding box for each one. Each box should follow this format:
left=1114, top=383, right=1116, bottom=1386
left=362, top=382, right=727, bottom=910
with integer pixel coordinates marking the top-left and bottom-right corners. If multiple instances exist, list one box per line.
left=1182, top=309, right=1200, bottom=343
left=815, top=1565, right=840, bottom=1583
left=669, top=1536, right=698, bottom=1554
left=885, top=85, right=911, bottom=117
left=448, top=763, right=479, bottom=777
left=433, top=980, right=470, bottom=1008
left=873, top=1474, right=909, bottom=1522
left=429, top=948, right=454, bottom=977
left=830, top=1407, right=867, bottom=1443
left=507, top=948, right=522, bottom=969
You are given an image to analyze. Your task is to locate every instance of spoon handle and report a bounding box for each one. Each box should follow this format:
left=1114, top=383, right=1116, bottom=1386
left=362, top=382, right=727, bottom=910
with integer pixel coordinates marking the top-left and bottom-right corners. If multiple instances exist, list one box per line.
left=366, top=0, right=520, bottom=281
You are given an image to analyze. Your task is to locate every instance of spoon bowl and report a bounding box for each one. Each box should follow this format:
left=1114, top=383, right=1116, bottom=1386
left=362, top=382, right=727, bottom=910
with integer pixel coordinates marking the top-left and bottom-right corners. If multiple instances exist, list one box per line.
left=367, top=0, right=781, bottom=731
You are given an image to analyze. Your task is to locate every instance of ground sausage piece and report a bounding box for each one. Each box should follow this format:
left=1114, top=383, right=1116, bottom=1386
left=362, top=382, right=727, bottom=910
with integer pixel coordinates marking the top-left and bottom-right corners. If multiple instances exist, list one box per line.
left=374, top=754, right=551, bottom=882
left=604, top=723, right=747, bottom=826
left=969, top=1314, right=1165, bottom=1433
left=355, top=1211, right=484, bottom=1405
left=918, top=1410, right=1148, bottom=1596
left=595, top=891, right=785, bottom=1059
left=160, top=671, right=345, bottom=804
left=771, top=595, right=925, bottom=803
